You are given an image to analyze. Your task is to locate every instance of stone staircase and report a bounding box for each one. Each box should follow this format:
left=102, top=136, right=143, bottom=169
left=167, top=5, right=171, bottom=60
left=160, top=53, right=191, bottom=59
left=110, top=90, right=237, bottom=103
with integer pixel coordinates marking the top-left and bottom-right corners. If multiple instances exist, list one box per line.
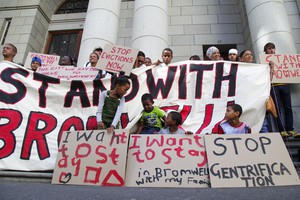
left=283, top=136, right=300, bottom=173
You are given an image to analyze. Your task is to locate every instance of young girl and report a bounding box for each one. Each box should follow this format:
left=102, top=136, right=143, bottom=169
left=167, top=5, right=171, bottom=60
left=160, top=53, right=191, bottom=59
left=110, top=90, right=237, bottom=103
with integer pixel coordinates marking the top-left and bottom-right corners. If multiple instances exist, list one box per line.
left=96, top=72, right=130, bottom=133
left=136, top=93, right=166, bottom=134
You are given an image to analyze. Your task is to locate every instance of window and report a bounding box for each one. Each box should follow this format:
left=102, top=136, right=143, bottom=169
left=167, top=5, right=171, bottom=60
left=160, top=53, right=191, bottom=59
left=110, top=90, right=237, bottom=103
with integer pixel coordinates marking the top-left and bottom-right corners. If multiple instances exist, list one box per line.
left=56, top=0, right=89, bottom=14
left=46, top=30, right=82, bottom=60
left=1, top=18, right=12, bottom=45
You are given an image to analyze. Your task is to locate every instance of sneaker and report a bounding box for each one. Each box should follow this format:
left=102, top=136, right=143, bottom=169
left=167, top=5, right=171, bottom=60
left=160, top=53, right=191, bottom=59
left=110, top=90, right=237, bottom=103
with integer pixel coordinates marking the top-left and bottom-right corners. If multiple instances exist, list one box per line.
left=280, top=131, right=289, bottom=137
left=288, top=131, right=297, bottom=137
left=290, top=131, right=300, bottom=138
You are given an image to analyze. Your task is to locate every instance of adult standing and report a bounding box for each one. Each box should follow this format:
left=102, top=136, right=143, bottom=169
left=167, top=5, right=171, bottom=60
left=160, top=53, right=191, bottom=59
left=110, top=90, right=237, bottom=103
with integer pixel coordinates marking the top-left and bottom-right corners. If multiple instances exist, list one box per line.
left=206, top=46, right=220, bottom=61
left=240, top=49, right=269, bottom=133
left=60, top=55, right=74, bottom=66
left=265, top=42, right=297, bottom=137
left=228, top=48, right=238, bottom=62
left=239, top=49, right=253, bottom=63
left=85, top=52, right=111, bottom=79
left=2, top=43, right=17, bottom=62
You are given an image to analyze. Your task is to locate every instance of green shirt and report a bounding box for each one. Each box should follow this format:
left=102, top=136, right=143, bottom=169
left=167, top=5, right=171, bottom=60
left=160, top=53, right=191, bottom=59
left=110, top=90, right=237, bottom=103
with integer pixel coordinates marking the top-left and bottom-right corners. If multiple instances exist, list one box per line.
left=140, top=106, right=165, bottom=128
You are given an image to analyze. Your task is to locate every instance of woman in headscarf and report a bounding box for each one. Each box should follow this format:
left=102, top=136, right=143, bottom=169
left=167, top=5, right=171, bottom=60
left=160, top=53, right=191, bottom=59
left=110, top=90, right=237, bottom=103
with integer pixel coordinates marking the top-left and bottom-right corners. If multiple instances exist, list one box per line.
left=206, top=46, right=220, bottom=61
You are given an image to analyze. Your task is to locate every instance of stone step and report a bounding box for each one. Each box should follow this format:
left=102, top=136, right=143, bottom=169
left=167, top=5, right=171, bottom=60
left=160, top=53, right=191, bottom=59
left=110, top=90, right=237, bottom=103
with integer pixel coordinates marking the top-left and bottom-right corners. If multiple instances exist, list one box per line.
left=0, top=170, right=52, bottom=183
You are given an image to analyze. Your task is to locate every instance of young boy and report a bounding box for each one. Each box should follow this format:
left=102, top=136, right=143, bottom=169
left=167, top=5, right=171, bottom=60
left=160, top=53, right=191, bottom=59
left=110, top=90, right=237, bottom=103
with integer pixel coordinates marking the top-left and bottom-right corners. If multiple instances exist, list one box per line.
left=30, top=56, right=42, bottom=71
left=136, top=93, right=166, bottom=134
left=159, top=111, right=185, bottom=134
left=154, top=48, right=173, bottom=67
left=212, top=104, right=251, bottom=134
left=159, top=111, right=191, bottom=134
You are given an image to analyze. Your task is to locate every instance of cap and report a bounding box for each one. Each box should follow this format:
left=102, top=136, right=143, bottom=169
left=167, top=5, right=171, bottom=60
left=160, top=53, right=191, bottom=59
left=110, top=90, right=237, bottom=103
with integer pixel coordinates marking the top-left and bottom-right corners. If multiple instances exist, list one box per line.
left=32, top=57, right=42, bottom=65
left=228, top=49, right=238, bottom=55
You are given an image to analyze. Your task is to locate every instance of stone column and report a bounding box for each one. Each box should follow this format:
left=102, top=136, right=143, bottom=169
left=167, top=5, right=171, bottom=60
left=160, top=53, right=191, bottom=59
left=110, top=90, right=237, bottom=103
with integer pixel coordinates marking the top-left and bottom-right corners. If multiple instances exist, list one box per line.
left=77, top=0, right=121, bottom=67
left=245, top=0, right=300, bottom=133
left=131, top=0, right=168, bottom=61
left=245, top=0, right=297, bottom=58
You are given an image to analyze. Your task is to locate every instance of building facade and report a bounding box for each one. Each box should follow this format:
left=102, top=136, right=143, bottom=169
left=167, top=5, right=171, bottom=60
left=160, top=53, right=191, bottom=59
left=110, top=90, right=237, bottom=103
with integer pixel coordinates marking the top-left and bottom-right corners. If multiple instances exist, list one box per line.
left=0, top=0, right=299, bottom=131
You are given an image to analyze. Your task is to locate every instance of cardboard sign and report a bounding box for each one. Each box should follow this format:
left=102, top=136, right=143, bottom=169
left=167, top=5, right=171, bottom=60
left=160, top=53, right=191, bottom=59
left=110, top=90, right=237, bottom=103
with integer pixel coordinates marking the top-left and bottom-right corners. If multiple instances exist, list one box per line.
left=36, top=65, right=98, bottom=80
left=52, top=129, right=129, bottom=186
left=24, top=52, right=60, bottom=69
left=205, top=133, right=300, bottom=188
left=125, top=134, right=210, bottom=187
left=97, top=44, right=139, bottom=76
left=259, top=54, right=300, bottom=83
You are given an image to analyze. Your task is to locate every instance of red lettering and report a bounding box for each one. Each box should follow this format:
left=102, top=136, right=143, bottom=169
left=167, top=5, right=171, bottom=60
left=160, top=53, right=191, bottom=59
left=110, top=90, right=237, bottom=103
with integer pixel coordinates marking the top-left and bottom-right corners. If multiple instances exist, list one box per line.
left=132, top=150, right=144, bottom=163
left=95, top=145, right=107, bottom=164
left=0, top=109, right=21, bottom=158
left=71, top=157, right=81, bottom=176
left=21, top=112, right=57, bottom=160
left=75, top=143, right=91, bottom=158
left=84, top=166, right=101, bottom=184
left=109, top=148, right=119, bottom=165
left=101, top=170, right=124, bottom=186
left=145, top=149, right=155, bottom=160
left=162, top=148, right=172, bottom=164
left=195, top=104, right=214, bottom=134
left=128, top=135, right=141, bottom=149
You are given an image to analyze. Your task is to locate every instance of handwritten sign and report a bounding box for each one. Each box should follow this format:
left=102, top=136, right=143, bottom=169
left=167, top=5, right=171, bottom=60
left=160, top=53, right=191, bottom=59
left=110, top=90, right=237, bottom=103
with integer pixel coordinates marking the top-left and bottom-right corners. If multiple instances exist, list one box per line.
left=97, top=44, right=139, bottom=76
left=52, top=129, right=129, bottom=186
left=125, top=134, right=210, bottom=187
left=205, top=133, right=300, bottom=188
left=36, top=66, right=99, bottom=80
left=259, top=54, right=300, bottom=83
left=24, top=52, right=60, bottom=69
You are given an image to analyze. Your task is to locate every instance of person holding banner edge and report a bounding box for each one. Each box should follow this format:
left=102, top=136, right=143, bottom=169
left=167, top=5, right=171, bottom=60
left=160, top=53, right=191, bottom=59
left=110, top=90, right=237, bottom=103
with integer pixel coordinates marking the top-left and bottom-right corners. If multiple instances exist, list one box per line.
left=1, top=43, right=17, bottom=62
left=96, top=72, right=131, bottom=133
left=206, top=46, right=220, bottom=61
left=154, top=48, right=174, bottom=67
left=265, top=42, right=299, bottom=138
left=239, top=49, right=272, bottom=133
left=30, top=56, right=42, bottom=71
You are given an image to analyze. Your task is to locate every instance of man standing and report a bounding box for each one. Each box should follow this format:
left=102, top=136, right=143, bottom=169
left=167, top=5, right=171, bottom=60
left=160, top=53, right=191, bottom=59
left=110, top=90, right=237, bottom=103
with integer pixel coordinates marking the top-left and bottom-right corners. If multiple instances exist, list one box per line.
left=228, top=48, right=238, bottom=61
left=2, top=43, right=17, bottom=62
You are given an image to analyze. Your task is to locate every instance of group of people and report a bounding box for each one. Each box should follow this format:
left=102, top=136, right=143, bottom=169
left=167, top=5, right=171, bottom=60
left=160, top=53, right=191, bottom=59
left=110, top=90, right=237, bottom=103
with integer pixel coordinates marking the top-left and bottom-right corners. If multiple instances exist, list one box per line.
left=94, top=43, right=298, bottom=137
left=1, top=42, right=298, bottom=137
left=203, top=43, right=298, bottom=138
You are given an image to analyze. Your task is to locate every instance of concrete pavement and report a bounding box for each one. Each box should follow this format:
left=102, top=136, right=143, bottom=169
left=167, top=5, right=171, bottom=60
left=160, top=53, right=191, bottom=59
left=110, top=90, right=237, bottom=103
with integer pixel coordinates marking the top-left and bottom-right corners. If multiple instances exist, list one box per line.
left=1, top=180, right=300, bottom=200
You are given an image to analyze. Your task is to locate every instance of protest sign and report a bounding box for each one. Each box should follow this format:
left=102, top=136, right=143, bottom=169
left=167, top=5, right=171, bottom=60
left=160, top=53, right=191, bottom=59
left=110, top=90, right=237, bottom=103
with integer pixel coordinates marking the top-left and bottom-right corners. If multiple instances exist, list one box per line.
left=52, top=129, right=129, bottom=186
left=259, top=54, right=300, bottom=83
left=125, top=134, right=209, bottom=187
left=205, top=133, right=300, bottom=188
left=0, top=60, right=270, bottom=171
left=24, top=52, right=60, bottom=69
left=96, top=44, right=139, bottom=75
left=36, top=65, right=99, bottom=80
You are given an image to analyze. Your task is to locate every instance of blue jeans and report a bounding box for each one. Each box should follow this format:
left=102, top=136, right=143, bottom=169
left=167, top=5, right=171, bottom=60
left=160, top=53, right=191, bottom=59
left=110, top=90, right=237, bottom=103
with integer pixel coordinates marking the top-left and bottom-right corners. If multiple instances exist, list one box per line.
left=271, top=85, right=294, bottom=132
left=259, top=114, right=269, bottom=133
left=140, top=127, right=161, bottom=134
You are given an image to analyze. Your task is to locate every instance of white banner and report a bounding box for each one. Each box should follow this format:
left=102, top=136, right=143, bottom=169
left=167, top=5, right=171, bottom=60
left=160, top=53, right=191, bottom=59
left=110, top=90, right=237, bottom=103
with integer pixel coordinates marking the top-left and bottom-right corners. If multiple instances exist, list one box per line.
left=0, top=60, right=270, bottom=171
